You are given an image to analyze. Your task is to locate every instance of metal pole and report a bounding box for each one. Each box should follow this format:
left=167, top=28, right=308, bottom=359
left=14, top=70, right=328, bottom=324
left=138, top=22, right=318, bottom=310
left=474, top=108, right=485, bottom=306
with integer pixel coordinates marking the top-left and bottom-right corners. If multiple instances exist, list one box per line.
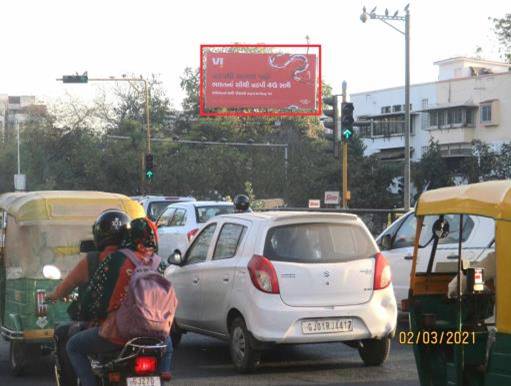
left=16, top=121, right=20, bottom=174
left=284, top=146, right=289, bottom=202
left=341, top=81, right=348, bottom=209
left=144, top=80, right=151, bottom=153
left=404, top=8, right=411, bottom=211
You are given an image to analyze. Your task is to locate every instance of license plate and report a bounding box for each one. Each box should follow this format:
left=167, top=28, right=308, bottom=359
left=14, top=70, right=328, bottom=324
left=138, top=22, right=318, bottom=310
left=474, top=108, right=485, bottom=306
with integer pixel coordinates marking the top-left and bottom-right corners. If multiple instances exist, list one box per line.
left=301, top=318, right=353, bottom=334
left=127, top=376, right=161, bottom=386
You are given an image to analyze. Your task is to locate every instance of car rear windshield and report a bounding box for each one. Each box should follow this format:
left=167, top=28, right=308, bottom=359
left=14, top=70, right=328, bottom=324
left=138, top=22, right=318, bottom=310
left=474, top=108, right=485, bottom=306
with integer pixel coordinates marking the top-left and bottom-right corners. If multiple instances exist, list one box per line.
left=264, top=223, right=377, bottom=263
left=147, top=201, right=173, bottom=221
left=195, top=205, right=235, bottom=223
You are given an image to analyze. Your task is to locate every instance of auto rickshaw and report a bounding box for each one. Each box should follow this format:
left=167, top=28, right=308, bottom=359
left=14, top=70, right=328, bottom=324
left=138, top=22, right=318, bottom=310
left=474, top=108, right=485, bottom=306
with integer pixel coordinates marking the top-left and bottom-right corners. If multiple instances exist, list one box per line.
left=0, top=191, right=145, bottom=374
left=407, top=180, right=511, bottom=385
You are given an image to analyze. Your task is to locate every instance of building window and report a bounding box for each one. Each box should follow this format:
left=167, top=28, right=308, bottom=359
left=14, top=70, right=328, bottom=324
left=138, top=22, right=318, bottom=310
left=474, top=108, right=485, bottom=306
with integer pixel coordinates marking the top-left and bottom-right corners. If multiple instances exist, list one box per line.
left=392, top=105, right=402, bottom=112
left=381, top=106, right=391, bottom=114
left=8, top=96, right=21, bottom=104
left=454, top=109, right=463, bottom=124
left=438, top=110, right=445, bottom=126
left=466, top=110, right=473, bottom=125
left=421, top=99, right=429, bottom=109
left=480, top=104, right=492, bottom=123
left=430, top=111, right=438, bottom=127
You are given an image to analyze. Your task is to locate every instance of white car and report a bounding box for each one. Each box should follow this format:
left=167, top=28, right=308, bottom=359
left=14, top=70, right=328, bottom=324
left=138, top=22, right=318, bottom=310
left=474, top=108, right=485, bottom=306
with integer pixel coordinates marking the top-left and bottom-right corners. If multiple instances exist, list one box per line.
left=156, top=201, right=234, bottom=259
left=165, top=211, right=397, bottom=372
left=131, top=195, right=196, bottom=221
left=376, top=211, right=495, bottom=311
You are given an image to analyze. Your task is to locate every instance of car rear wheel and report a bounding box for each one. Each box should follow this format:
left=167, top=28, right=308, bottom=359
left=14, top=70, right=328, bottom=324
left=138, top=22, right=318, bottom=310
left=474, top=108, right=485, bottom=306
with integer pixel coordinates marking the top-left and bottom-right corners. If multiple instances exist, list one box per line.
left=229, top=317, right=261, bottom=373
left=358, top=337, right=391, bottom=366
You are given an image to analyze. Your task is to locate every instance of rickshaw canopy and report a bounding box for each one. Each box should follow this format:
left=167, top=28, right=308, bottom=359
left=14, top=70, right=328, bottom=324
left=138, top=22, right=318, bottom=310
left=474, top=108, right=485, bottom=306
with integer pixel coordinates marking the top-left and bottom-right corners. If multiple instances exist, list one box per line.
left=0, top=191, right=145, bottom=225
left=416, top=180, right=511, bottom=220
left=0, top=191, right=145, bottom=279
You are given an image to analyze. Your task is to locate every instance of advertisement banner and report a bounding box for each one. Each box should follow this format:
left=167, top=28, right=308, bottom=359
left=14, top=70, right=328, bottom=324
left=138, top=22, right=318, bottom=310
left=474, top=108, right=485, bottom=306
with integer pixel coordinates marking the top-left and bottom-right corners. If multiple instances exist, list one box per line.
left=324, top=191, right=340, bottom=205
left=204, top=52, right=317, bottom=111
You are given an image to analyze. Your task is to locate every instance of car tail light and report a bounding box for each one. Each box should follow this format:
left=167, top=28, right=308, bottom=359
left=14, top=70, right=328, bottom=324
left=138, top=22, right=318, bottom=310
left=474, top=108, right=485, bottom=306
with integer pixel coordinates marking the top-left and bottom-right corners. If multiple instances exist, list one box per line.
left=248, top=255, right=280, bottom=294
left=187, top=228, right=199, bottom=242
left=134, top=356, right=157, bottom=375
left=373, top=252, right=391, bottom=290
left=36, top=289, right=48, bottom=316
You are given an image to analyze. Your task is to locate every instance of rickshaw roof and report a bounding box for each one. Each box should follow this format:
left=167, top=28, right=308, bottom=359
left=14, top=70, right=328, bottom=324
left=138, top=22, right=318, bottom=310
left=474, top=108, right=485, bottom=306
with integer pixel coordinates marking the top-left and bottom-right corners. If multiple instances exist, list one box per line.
left=0, top=190, right=145, bottom=224
left=416, top=180, right=511, bottom=220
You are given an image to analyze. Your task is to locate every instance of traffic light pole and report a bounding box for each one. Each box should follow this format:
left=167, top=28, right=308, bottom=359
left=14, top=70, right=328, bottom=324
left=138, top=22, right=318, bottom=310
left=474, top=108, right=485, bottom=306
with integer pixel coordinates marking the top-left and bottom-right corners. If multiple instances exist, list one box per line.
left=341, top=81, right=348, bottom=209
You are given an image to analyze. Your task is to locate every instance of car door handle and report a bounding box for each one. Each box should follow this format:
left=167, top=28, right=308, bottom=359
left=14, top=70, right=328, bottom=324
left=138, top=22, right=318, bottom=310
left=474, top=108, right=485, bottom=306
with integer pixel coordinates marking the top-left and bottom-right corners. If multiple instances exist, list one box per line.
left=192, top=277, right=199, bottom=284
left=404, top=255, right=413, bottom=260
left=223, top=276, right=230, bottom=283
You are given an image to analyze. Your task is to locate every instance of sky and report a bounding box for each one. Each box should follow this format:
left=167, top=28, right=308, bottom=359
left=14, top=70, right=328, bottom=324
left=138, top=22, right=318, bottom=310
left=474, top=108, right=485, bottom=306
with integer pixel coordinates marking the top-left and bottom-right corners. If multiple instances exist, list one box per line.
left=1, top=0, right=508, bottom=109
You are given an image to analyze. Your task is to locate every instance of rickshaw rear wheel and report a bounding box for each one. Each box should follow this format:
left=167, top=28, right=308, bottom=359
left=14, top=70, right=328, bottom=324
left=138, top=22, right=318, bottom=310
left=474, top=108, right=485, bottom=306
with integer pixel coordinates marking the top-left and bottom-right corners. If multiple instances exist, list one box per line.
left=9, top=341, right=27, bottom=375
left=358, top=337, right=391, bottom=366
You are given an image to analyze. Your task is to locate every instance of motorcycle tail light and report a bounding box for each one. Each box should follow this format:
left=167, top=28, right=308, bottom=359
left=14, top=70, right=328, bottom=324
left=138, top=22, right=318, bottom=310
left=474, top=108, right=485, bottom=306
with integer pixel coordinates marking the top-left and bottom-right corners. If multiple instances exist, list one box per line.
left=134, top=356, right=157, bottom=375
left=36, top=289, right=48, bottom=317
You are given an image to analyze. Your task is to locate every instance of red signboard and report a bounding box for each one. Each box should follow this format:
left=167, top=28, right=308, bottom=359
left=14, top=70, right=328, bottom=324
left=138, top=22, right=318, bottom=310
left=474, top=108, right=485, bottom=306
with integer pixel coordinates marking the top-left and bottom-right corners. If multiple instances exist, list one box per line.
left=201, top=45, right=319, bottom=116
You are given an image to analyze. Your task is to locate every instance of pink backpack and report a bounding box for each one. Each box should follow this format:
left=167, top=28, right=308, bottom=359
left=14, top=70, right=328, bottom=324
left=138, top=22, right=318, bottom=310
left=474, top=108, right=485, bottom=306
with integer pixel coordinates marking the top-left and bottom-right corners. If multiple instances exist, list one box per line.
left=115, top=248, right=178, bottom=340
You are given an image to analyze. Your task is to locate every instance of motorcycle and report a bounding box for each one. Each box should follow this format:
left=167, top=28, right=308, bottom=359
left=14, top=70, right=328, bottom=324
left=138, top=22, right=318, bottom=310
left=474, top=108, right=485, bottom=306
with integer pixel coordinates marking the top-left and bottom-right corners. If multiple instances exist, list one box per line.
left=55, top=336, right=167, bottom=386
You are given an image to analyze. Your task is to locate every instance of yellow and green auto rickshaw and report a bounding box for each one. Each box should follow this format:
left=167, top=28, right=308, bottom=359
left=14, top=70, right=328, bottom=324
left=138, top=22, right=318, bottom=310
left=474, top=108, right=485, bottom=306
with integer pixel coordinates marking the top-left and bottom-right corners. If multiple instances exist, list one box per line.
left=0, top=191, right=144, bottom=374
left=407, top=180, right=511, bottom=386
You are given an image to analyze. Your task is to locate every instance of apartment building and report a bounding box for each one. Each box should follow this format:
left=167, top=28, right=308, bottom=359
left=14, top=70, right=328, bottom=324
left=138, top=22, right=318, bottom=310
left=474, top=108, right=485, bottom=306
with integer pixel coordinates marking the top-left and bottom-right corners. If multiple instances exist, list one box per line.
left=0, top=95, right=47, bottom=142
left=351, top=57, right=511, bottom=163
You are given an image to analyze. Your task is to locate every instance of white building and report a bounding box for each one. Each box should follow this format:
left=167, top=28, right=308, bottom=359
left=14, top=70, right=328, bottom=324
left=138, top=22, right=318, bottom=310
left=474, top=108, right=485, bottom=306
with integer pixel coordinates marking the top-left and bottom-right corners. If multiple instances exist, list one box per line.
left=351, top=57, right=511, bottom=162
left=0, top=95, right=46, bottom=142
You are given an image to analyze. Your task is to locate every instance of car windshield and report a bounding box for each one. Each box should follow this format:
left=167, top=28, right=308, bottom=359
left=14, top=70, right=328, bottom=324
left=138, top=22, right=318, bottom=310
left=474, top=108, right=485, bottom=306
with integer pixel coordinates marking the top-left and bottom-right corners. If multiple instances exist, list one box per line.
left=147, top=201, right=174, bottom=221
left=195, top=205, right=234, bottom=223
left=264, top=223, right=377, bottom=263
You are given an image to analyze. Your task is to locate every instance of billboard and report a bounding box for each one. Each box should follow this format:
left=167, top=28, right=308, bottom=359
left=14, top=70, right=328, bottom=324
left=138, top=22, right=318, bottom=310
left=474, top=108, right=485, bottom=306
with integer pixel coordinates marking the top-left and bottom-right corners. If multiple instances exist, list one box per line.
left=201, top=45, right=320, bottom=116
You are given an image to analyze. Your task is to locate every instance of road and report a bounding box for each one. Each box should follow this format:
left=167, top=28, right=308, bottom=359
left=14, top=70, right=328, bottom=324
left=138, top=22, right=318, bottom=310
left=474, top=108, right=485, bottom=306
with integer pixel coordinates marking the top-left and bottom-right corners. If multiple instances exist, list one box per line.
left=0, top=331, right=419, bottom=386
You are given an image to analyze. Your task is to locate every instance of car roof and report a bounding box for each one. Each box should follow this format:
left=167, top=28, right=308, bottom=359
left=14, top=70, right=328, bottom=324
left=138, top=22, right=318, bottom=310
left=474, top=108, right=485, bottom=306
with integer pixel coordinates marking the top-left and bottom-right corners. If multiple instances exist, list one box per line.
left=218, top=211, right=360, bottom=224
left=168, top=201, right=234, bottom=208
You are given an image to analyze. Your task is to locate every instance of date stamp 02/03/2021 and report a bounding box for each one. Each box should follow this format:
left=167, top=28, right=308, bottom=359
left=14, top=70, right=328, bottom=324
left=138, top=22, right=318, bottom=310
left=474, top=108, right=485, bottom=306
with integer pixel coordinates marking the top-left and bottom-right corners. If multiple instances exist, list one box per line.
left=399, top=330, right=477, bottom=345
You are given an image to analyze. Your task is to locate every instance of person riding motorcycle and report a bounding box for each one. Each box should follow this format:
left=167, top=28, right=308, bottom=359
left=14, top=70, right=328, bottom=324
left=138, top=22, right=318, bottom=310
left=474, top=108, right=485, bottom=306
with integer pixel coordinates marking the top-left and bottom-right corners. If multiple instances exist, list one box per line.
left=66, top=217, right=174, bottom=386
left=233, top=194, right=251, bottom=213
left=47, top=209, right=131, bottom=386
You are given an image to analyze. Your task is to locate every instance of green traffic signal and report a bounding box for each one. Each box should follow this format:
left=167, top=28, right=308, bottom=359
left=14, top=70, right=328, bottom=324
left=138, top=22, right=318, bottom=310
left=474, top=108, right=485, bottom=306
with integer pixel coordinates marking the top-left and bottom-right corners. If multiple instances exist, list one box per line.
left=341, top=102, right=354, bottom=142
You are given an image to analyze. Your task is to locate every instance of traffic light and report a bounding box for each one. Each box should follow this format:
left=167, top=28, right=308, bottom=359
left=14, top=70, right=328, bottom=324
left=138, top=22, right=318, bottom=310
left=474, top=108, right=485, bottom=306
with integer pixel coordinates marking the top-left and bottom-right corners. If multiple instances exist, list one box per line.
left=62, top=74, right=88, bottom=83
left=322, top=96, right=340, bottom=158
left=145, top=153, right=154, bottom=180
left=340, top=102, right=355, bottom=141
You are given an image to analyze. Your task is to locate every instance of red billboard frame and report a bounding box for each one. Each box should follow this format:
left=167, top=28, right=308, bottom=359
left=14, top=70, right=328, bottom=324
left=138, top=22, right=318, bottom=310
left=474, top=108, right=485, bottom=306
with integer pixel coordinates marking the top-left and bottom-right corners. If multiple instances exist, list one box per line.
left=200, top=44, right=322, bottom=117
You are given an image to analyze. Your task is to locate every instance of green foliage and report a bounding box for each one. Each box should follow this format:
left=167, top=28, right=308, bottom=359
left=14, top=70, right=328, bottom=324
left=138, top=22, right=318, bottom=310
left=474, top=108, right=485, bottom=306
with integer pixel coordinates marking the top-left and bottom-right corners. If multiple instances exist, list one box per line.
left=412, top=140, right=453, bottom=193
left=492, top=14, right=511, bottom=63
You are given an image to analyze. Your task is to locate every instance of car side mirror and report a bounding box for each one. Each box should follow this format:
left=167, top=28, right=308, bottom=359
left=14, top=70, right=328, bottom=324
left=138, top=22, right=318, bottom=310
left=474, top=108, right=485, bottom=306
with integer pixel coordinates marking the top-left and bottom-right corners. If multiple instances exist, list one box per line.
left=168, top=250, right=183, bottom=266
left=381, top=234, right=392, bottom=250
left=80, top=239, right=97, bottom=253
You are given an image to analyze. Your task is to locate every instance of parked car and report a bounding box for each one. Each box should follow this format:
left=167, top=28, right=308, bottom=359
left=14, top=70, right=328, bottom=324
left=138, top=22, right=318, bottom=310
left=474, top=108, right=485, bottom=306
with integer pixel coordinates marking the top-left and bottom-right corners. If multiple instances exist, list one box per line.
left=165, top=211, right=397, bottom=372
left=376, top=210, right=494, bottom=311
left=131, top=195, right=196, bottom=221
left=157, top=201, right=234, bottom=259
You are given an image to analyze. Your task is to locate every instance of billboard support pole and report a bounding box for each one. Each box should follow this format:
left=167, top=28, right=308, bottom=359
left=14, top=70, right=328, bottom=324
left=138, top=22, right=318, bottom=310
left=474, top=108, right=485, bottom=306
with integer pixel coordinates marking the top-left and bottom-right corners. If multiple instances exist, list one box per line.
left=341, top=81, right=348, bottom=209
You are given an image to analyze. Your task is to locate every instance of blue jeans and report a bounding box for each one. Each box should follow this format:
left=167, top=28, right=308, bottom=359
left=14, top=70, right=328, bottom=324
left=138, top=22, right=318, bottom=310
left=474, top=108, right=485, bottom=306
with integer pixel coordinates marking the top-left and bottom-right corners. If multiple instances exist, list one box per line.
left=67, top=327, right=173, bottom=386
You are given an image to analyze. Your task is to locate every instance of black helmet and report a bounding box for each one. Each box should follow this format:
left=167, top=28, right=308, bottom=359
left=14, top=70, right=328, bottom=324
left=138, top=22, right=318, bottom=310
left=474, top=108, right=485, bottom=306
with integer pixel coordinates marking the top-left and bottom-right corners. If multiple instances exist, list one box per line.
left=92, top=209, right=131, bottom=250
left=233, top=194, right=250, bottom=213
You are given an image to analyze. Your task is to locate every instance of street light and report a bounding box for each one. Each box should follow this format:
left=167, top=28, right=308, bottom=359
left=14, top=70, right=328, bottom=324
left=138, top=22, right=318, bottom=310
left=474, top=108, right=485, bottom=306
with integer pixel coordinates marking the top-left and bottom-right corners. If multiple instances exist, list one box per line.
left=360, top=4, right=411, bottom=211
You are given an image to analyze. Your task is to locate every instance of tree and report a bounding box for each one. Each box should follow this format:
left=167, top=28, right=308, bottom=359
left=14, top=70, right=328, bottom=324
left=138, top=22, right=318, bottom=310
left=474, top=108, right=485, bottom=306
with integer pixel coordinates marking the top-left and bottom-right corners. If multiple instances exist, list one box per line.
left=459, top=140, right=499, bottom=183
left=413, top=140, right=453, bottom=194
left=492, top=14, right=511, bottom=63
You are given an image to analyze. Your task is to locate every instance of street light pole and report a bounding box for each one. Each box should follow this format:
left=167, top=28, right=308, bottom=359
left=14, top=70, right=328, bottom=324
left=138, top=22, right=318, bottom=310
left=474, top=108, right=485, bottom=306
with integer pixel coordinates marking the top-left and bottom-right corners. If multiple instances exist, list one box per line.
left=404, top=7, right=411, bottom=211
left=361, top=5, right=411, bottom=210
